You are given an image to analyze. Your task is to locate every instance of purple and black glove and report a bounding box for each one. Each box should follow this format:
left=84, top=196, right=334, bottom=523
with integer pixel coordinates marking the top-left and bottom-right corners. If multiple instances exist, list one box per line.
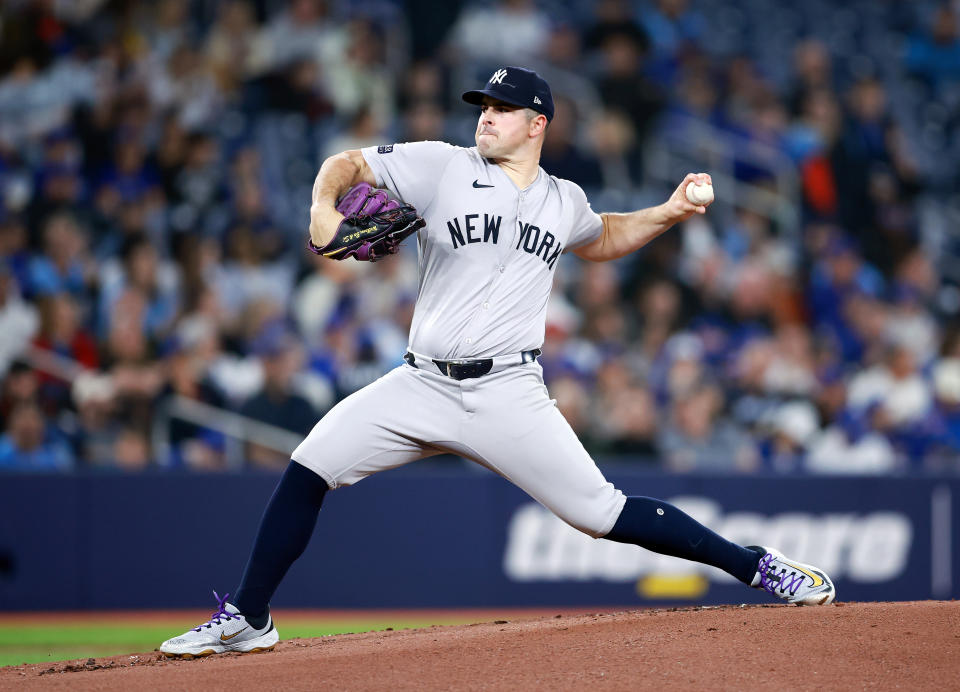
left=308, top=183, right=424, bottom=262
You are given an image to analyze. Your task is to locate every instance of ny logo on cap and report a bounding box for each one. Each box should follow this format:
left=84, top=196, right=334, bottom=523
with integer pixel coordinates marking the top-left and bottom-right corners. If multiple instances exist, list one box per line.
left=533, top=96, right=542, bottom=105
left=489, top=69, right=508, bottom=85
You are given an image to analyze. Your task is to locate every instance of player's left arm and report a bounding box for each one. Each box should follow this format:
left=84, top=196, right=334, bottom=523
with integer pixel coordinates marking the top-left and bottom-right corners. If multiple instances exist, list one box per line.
left=309, top=149, right=377, bottom=249
left=573, top=173, right=712, bottom=262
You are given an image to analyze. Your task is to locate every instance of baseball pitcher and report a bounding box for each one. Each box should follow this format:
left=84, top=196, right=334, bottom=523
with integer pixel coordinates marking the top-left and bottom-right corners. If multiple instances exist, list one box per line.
left=160, top=67, right=835, bottom=658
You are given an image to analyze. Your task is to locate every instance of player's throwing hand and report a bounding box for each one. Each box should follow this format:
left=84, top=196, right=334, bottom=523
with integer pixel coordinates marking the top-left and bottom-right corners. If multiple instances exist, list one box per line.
left=665, top=172, right=714, bottom=221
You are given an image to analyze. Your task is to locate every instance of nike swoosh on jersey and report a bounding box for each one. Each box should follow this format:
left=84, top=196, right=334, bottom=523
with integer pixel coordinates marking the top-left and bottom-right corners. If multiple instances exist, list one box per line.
left=220, top=626, right=249, bottom=641
left=472, top=180, right=494, bottom=188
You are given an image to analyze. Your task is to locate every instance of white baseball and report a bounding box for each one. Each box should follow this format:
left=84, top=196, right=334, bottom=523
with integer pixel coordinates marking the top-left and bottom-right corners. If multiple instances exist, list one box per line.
left=685, top=181, right=714, bottom=206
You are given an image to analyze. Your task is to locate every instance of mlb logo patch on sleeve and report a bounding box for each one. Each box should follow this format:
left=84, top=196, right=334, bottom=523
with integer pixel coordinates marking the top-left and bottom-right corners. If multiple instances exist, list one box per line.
left=378, top=145, right=394, bottom=154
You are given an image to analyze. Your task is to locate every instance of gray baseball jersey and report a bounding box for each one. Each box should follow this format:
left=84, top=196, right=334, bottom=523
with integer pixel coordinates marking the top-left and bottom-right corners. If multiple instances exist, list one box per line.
left=360, top=141, right=603, bottom=359
left=292, top=141, right=625, bottom=538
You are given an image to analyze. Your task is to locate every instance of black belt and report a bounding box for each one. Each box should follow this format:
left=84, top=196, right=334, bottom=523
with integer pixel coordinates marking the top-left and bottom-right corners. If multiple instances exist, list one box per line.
left=403, top=349, right=541, bottom=381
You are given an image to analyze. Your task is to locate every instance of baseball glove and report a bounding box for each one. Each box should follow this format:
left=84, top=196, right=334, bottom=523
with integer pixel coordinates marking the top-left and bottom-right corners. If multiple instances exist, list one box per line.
left=308, top=183, right=424, bottom=262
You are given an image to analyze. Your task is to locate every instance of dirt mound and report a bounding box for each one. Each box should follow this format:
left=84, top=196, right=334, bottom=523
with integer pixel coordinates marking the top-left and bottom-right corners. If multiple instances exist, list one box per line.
left=3, top=601, right=957, bottom=691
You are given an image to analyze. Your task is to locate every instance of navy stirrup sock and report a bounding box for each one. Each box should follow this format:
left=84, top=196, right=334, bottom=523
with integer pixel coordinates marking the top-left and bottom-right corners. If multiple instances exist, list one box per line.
left=605, top=496, right=762, bottom=585
left=234, top=461, right=327, bottom=628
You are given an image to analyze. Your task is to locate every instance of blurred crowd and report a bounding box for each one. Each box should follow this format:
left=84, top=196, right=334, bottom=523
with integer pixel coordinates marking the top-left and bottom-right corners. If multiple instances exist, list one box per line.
left=1, top=0, right=960, bottom=474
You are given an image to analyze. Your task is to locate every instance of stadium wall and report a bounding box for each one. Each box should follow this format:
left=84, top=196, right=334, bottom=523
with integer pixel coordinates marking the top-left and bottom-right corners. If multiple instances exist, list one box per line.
left=0, top=467, right=956, bottom=610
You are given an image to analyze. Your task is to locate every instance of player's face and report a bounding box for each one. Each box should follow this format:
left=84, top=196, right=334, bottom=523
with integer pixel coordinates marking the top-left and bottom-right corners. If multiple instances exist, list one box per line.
left=475, top=98, right=532, bottom=158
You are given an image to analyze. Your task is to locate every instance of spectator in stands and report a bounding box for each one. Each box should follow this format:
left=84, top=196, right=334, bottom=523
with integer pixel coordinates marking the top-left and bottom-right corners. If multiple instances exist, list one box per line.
left=549, top=374, right=594, bottom=441
left=228, top=182, right=285, bottom=261
left=833, top=77, right=912, bottom=263
left=159, top=331, right=228, bottom=470
left=397, top=61, right=450, bottom=114
left=112, top=426, right=152, bottom=471
left=638, top=0, right=705, bottom=85
left=595, top=384, right=659, bottom=459
left=0, top=360, right=39, bottom=424
left=150, top=43, right=223, bottom=132
left=32, top=292, right=98, bottom=413
left=788, top=88, right=842, bottom=219
left=446, top=0, right=552, bottom=66
left=216, top=226, right=295, bottom=328
left=98, top=135, right=160, bottom=205
left=587, top=108, right=639, bottom=191
left=812, top=364, right=848, bottom=429
left=99, top=233, right=179, bottom=342
left=33, top=293, right=97, bottom=367
left=585, top=0, right=649, bottom=58
left=658, top=381, right=759, bottom=473
left=401, top=101, right=450, bottom=144
left=322, top=106, right=385, bottom=160
left=884, top=283, right=939, bottom=367
left=0, top=216, right=31, bottom=292
left=904, top=4, right=960, bottom=91
left=141, top=0, right=193, bottom=65
left=0, top=400, right=74, bottom=471
left=668, top=58, right=722, bottom=128
left=27, top=211, right=93, bottom=302
left=629, top=278, right=684, bottom=378
left=169, top=131, right=224, bottom=229
left=536, top=24, right=599, bottom=108
left=172, top=236, right=238, bottom=344
left=30, top=130, right=85, bottom=220
left=594, top=24, right=663, bottom=180
left=539, top=96, right=603, bottom=188
left=324, top=19, right=396, bottom=127
left=70, top=371, right=123, bottom=468
left=761, top=324, right=818, bottom=397
left=252, top=56, right=335, bottom=123
left=0, top=263, right=38, bottom=378
left=292, top=252, right=352, bottom=350
left=806, top=406, right=899, bottom=474
left=240, top=323, right=317, bottom=469
left=847, top=342, right=932, bottom=430
left=101, top=296, right=165, bottom=435
left=761, top=400, right=820, bottom=473
left=204, top=0, right=260, bottom=96
left=650, top=332, right=705, bottom=408
left=787, top=39, right=835, bottom=117
left=807, top=235, right=885, bottom=363
left=926, top=357, right=960, bottom=470
left=247, top=0, right=345, bottom=78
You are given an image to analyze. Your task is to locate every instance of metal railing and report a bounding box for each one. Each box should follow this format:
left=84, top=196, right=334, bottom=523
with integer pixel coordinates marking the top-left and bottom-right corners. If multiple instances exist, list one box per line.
left=23, top=345, right=302, bottom=469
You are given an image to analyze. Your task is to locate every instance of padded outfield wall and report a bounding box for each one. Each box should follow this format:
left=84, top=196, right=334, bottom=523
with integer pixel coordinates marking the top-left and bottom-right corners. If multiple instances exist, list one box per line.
left=0, top=466, right=956, bottom=610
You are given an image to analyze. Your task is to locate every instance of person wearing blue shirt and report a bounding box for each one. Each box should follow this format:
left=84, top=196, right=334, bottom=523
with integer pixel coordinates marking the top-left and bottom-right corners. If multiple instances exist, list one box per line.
left=0, top=401, right=75, bottom=471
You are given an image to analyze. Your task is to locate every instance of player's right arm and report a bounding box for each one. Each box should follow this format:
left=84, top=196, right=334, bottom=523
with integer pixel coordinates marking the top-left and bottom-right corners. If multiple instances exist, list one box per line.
left=308, top=150, right=377, bottom=248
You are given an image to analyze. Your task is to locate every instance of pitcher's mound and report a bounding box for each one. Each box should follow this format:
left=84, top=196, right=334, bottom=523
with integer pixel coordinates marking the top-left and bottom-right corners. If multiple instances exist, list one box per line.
left=5, top=601, right=958, bottom=691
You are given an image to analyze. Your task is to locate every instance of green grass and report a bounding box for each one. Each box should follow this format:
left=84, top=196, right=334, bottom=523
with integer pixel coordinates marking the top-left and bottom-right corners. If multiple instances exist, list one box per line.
left=0, top=618, right=467, bottom=667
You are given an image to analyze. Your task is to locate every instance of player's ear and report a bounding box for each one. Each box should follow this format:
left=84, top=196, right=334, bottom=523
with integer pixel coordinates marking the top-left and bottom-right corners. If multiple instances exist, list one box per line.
left=530, top=114, right=548, bottom=137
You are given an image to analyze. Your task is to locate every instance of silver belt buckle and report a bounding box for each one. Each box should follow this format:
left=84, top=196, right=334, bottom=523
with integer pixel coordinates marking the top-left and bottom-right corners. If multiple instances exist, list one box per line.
left=446, top=360, right=470, bottom=377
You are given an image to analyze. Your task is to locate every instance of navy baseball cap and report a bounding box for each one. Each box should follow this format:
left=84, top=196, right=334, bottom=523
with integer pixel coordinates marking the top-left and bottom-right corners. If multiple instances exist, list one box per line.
left=462, top=66, right=554, bottom=121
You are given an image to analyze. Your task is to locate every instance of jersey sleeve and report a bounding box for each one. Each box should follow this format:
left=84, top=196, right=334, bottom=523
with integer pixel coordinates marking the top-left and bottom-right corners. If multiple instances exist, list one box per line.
left=360, top=141, right=460, bottom=211
left=562, top=180, right=604, bottom=249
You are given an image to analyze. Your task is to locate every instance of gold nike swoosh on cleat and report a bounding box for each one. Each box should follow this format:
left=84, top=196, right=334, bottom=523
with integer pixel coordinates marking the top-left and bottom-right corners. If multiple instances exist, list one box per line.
left=783, top=561, right=825, bottom=587
left=220, top=627, right=249, bottom=642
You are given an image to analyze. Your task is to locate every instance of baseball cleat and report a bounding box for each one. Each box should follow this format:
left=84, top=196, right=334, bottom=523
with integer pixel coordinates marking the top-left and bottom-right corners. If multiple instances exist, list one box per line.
left=748, top=546, right=836, bottom=606
left=159, top=591, right=279, bottom=658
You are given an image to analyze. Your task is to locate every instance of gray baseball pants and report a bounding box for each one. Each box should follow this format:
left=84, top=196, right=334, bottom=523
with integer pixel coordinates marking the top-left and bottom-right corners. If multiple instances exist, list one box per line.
left=292, top=361, right=626, bottom=537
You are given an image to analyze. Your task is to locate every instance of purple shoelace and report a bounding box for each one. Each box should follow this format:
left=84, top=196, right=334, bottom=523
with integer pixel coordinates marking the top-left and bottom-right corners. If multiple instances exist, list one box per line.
left=192, top=591, right=240, bottom=631
left=758, top=553, right=805, bottom=597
